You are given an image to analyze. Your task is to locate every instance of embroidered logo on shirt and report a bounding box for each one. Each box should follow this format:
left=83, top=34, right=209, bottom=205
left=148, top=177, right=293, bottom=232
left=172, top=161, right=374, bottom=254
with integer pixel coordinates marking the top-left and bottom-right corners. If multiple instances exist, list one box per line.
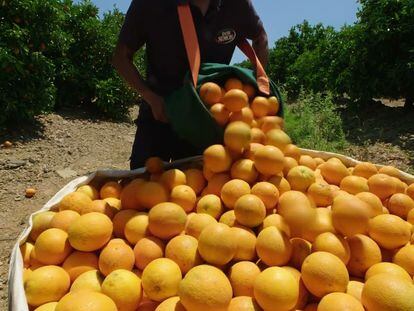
left=216, top=29, right=236, bottom=44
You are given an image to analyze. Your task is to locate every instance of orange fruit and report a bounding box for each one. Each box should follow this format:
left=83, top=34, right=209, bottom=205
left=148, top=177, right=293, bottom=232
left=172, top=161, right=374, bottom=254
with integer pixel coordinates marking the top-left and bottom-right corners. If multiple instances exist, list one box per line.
left=319, top=158, right=350, bottom=185
left=302, top=208, right=336, bottom=242
left=145, top=157, right=164, bottom=174
left=170, top=185, right=196, bottom=213
left=225, top=78, right=243, bottom=91
left=124, top=212, right=149, bottom=244
left=56, top=291, right=117, bottom=311
left=155, top=296, right=185, bottom=311
left=82, top=200, right=117, bottom=219
left=406, top=183, right=414, bottom=200
left=368, top=214, right=411, bottom=249
left=185, top=213, right=217, bottom=239
left=340, top=176, right=369, bottom=194
left=368, top=173, right=397, bottom=200
left=251, top=181, right=279, bottom=210
left=30, top=211, right=56, bottom=241
left=318, top=292, right=364, bottom=311
left=230, top=159, right=258, bottom=184
left=267, top=96, right=280, bottom=115
left=148, top=202, right=187, bottom=240
left=289, top=238, right=312, bottom=270
left=365, top=262, right=412, bottom=282
left=120, top=179, right=145, bottom=210
left=355, top=192, right=384, bottom=217
left=268, top=175, right=291, bottom=195
left=331, top=194, right=371, bottom=237
left=34, top=228, right=72, bottom=265
left=243, top=143, right=264, bottom=160
left=59, top=192, right=92, bottom=214
left=224, top=121, right=252, bottom=152
left=100, top=181, right=122, bottom=199
left=227, top=296, right=261, bottom=311
left=346, top=280, right=364, bottom=302
left=251, top=96, right=270, bottom=118
left=353, top=162, right=378, bottom=179
left=111, top=210, right=138, bottom=238
left=379, top=165, right=401, bottom=178
left=222, top=89, right=249, bottom=112
left=232, top=226, right=257, bottom=261
left=347, top=234, right=382, bottom=278
left=250, top=128, right=265, bottom=144
left=254, top=267, right=299, bottom=311
left=196, top=194, right=223, bottom=219
left=62, top=251, right=98, bottom=282
left=387, top=193, right=414, bottom=219
left=307, top=182, right=333, bottom=207
left=210, top=103, right=230, bottom=126
left=68, top=212, right=113, bottom=252
left=283, top=144, right=301, bottom=161
left=280, top=266, right=309, bottom=310
left=242, top=84, right=256, bottom=99
left=134, top=236, right=165, bottom=270
left=229, top=107, right=254, bottom=125
left=103, top=197, right=121, bottom=211
left=221, top=179, right=251, bottom=209
left=20, top=242, right=34, bottom=268
left=98, top=239, right=135, bottom=276
left=299, top=155, right=317, bottom=170
left=198, top=223, right=236, bottom=265
left=283, top=156, right=298, bottom=176
left=165, top=235, right=203, bottom=274
left=301, top=251, right=349, bottom=298
left=287, top=166, right=316, bottom=192
left=312, top=232, right=350, bottom=265
left=234, top=194, right=266, bottom=228
left=200, top=82, right=222, bottom=106
left=136, top=181, right=169, bottom=209
left=260, top=214, right=290, bottom=236
left=393, top=177, right=407, bottom=194
left=34, top=302, right=58, bottom=311
left=314, top=157, right=325, bottom=166
left=408, top=208, right=414, bottom=225
left=179, top=265, right=232, bottom=311
left=24, top=265, right=70, bottom=307
left=259, top=116, right=284, bottom=133
left=228, top=261, right=260, bottom=297
left=160, top=169, right=186, bottom=191
left=76, top=185, right=99, bottom=200
left=50, top=210, right=80, bottom=232
left=393, top=244, right=414, bottom=276
left=254, top=145, right=284, bottom=176
left=265, top=129, right=292, bottom=151
left=256, top=226, right=292, bottom=266
left=219, top=210, right=237, bottom=227
left=184, top=168, right=206, bottom=195
left=205, top=173, right=231, bottom=196
left=203, top=144, right=232, bottom=173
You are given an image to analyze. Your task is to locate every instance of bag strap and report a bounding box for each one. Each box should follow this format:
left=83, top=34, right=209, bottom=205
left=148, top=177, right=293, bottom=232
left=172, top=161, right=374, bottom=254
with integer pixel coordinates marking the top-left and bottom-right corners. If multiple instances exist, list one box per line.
left=177, top=3, right=270, bottom=95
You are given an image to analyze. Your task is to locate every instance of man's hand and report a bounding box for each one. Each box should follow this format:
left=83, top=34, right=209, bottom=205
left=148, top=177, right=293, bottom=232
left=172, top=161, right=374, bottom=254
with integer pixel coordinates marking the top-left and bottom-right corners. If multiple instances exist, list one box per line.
left=145, top=92, right=168, bottom=123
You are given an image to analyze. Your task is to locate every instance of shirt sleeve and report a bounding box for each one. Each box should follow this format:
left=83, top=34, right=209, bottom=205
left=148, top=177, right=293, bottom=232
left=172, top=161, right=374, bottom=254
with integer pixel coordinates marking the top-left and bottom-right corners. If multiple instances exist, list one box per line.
left=118, top=0, right=147, bottom=51
left=239, top=0, right=265, bottom=40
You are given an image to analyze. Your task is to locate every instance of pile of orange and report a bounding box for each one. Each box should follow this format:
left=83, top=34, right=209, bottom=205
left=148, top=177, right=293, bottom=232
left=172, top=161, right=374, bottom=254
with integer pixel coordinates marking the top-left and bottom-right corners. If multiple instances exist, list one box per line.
left=21, top=78, right=414, bottom=311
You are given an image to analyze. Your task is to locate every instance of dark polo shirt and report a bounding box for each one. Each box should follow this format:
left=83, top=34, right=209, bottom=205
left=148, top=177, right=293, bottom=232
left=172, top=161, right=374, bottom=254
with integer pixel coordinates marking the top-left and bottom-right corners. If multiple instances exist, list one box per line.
left=119, top=0, right=264, bottom=96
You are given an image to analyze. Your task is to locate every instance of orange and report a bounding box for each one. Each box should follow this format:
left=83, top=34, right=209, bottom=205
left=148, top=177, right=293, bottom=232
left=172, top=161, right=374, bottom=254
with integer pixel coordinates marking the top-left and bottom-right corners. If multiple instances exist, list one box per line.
left=340, top=176, right=369, bottom=194
left=203, top=144, right=232, bottom=173
left=136, top=181, right=169, bottom=209
left=34, top=228, right=72, bottom=265
left=24, top=265, right=70, bottom=307
left=368, top=173, right=397, bottom=200
left=256, top=226, right=292, bottom=266
left=319, top=158, right=350, bottom=185
left=225, top=78, right=243, bottom=91
left=196, top=194, right=223, bottom=219
left=200, top=82, right=222, bottom=106
left=98, top=239, right=135, bottom=276
left=387, top=193, right=414, bottom=219
left=62, top=251, right=98, bottom=282
left=101, top=269, right=142, bottom=311
left=205, top=173, right=231, bottom=196
left=406, top=183, right=414, bottom=200
left=251, top=96, right=270, bottom=118
left=142, top=258, right=182, bottom=302
left=160, top=169, right=186, bottom=191
left=20, top=242, right=34, bottom=268
left=242, top=83, right=256, bottom=99
left=287, top=166, right=316, bottom=192
left=289, top=238, right=312, bottom=270
left=165, top=235, right=203, bottom=274
left=124, top=212, right=149, bottom=244
left=134, top=236, right=165, bottom=270
left=393, top=177, right=407, bottom=193
left=268, top=96, right=280, bottom=115
left=184, top=168, right=206, bottom=195
left=346, top=280, right=364, bottom=302
left=243, top=143, right=264, bottom=160
left=219, top=210, right=237, bottom=227
left=299, top=155, right=317, bottom=170
left=59, top=192, right=92, bottom=214
left=220, top=179, right=251, bottom=209
left=76, top=185, right=99, bottom=200
left=355, top=192, right=384, bottom=217
left=170, top=185, right=196, bottom=213
left=68, top=212, right=113, bottom=252
left=408, top=208, right=414, bottom=225
left=145, top=157, right=164, bottom=174
left=254, top=145, right=285, bottom=176
left=268, top=175, right=291, bottom=195
left=103, top=197, right=121, bottom=210
left=222, top=89, right=249, bottom=112
left=56, top=289, right=117, bottom=311
left=361, top=274, right=414, bottom=311
left=347, top=234, right=382, bottom=278
left=379, top=165, right=401, bottom=178
left=365, top=262, right=412, bottom=282
left=232, top=225, right=257, bottom=261
left=230, top=159, right=258, bottom=184
left=283, top=144, right=301, bottom=161
left=234, top=194, right=266, bottom=228
left=318, top=292, right=364, bottom=311
left=280, top=266, right=309, bottom=310
left=393, top=244, right=414, bottom=276
left=82, top=200, right=117, bottom=219
left=229, top=107, right=254, bottom=125
left=302, top=208, right=336, bottom=242
left=250, top=128, right=265, bottom=144
left=331, top=194, right=371, bottom=237
left=251, top=181, right=279, bottom=210
left=265, top=129, right=292, bottom=151
left=120, top=179, right=145, bottom=210
left=33, top=302, right=58, bottom=311
left=227, top=296, right=261, bottom=311
left=254, top=267, right=299, bottom=311
left=198, top=223, right=236, bottom=265
left=112, top=210, right=138, bottom=238
left=100, top=181, right=122, bottom=199
left=353, top=162, right=378, bottom=179
left=50, top=210, right=80, bottom=232
left=228, top=261, right=260, bottom=297
left=307, top=182, right=333, bottom=207
left=312, top=232, right=350, bottom=265
left=155, top=296, right=185, bottom=311
left=179, top=265, right=232, bottom=311
left=148, top=202, right=187, bottom=240
left=301, top=251, right=349, bottom=298
left=210, top=103, right=230, bottom=126
left=283, top=156, right=298, bottom=176
left=259, top=116, right=284, bottom=133
left=314, top=157, right=325, bottom=166
left=224, top=121, right=252, bottom=152
left=185, top=213, right=217, bottom=239
left=368, top=214, right=411, bottom=249
left=260, top=214, right=290, bottom=236
left=30, top=211, right=56, bottom=241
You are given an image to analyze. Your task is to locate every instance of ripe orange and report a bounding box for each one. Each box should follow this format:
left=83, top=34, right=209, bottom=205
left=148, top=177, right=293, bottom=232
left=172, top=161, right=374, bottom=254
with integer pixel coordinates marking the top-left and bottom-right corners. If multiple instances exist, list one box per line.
left=145, top=157, right=164, bottom=174
left=165, top=235, right=203, bottom=274
left=365, top=262, right=412, bottom=282
left=221, top=179, right=251, bottom=209
left=203, top=144, right=232, bottom=173
left=205, top=173, right=231, bottom=196
left=254, top=145, right=284, bottom=176
left=346, top=280, right=364, bottom=302
left=136, top=181, right=169, bottom=209
left=242, top=84, right=256, bottom=99
left=210, top=103, right=230, bottom=126
left=219, top=210, right=237, bottom=227
left=406, top=183, right=414, bottom=200
left=355, top=192, right=384, bottom=218
left=259, top=116, right=284, bottom=133
left=368, top=173, right=397, bottom=200
left=353, top=162, right=378, bottom=179
left=251, top=96, right=270, bottom=118
left=200, top=82, right=222, bottom=106
left=298, top=155, right=317, bottom=170
left=184, top=168, right=206, bottom=195
left=20, top=242, right=34, bottom=268
left=268, top=96, right=280, bottom=115
left=319, top=158, right=350, bottom=186
left=347, top=234, right=382, bottom=278
left=234, top=194, right=266, bottom=228
left=50, top=210, right=80, bottom=232
left=34, top=228, right=72, bottom=265
left=222, top=89, right=249, bottom=112
left=256, top=226, right=292, bottom=266
left=318, top=292, right=364, bottom=311
left=148, top=202, right=187, bottom=240
left=287, top=166, right=316, bottom=192
left=228, top=261, right=260, bottom=297
left=312, top=232, right=350, bottom=265
left=124, top=212, right=149, bottom=244
left=59, top=192, right=92, bottom=214
left=76, top=185, right=99, bottom=200
left=224, top=121, right=252, bottom=152
left=307, top=182, right=333, bottom=207
left=251, top=182, right=279, bottom=210
left=134, top=236, right=165, bottom=270
left=250, top=128, right=266, bottom=144
left=289, top=238, right=312, bottom=270
left=268, top=175, right=291, bottom=195
left=185, top=213, right=217, bottom=239
left=62, top=251, right=98, bottom=282
left=83, top=200, right=117, bottom=219
left=280, top=266, right=309, bottom=310
left=229, top=107, right=254, bottom=125
left=368, top=214, right=411, bottom=249
left=283, top=156, right=298, bottom=176
left=232, top=226, right=257, bottom=261
left=99, top=239, right=135, bottom=276
left=160, top=169, right=186, bottom=191
left=265, top=129, right=292, bottom=151
left=243, top=143, right=264, bottom=160
left=302, top=208, right=336, bottom=242
left=225, top=78, right=243, bottom=91
left=260, top=214, right=291, bottom=236
left=387, top=193, right=414, bottom=219
left=283, top=144, right=301, bottom=161
left=100, top=181, right=122, bottom=199
left=340, top=176, right=369, bottom=194
left=230, top=159, right=258, bottom=184
left=393, top=244, right=414, bottom=276
left=30, top=211, right=56, bottom=241
left=227, top=296, right=261, bottom=311
left=196, top=194, right=223, bottom=219
left=379, top=165, right=401, bottom=178
left=170, top=185, right=196, bottom=213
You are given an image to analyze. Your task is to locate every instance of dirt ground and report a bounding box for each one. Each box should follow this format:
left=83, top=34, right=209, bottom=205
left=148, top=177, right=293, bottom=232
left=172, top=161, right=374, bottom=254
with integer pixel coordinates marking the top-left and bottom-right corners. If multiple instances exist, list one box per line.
left=0, top=104, right=413, bottom=310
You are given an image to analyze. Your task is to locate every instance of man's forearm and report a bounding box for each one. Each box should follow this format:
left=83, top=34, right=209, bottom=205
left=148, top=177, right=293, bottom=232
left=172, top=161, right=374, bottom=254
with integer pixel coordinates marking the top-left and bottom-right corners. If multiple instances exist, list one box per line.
left=253, top=31, right=269, bottom=68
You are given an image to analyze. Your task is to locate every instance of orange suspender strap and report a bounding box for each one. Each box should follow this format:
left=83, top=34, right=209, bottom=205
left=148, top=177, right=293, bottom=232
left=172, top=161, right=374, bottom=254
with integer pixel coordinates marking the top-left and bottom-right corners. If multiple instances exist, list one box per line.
left=177, top=2, right=270, bottom=95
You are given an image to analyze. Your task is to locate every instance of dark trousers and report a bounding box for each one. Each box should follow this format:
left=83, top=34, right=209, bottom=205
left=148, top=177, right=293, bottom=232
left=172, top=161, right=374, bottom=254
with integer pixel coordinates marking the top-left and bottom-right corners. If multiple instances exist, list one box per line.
left=130, top=104, right=201, bottom=170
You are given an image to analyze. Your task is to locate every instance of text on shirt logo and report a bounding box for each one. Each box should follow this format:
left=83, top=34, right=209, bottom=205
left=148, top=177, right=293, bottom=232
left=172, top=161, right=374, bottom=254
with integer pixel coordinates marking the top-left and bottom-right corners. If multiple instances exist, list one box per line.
left=216, top=29, right=236, bottom=44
